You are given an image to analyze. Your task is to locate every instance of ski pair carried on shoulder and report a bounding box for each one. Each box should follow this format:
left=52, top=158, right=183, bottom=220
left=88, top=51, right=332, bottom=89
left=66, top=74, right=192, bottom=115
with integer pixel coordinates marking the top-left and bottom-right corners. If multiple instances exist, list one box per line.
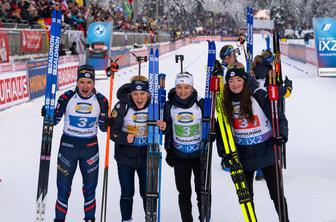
left=146, top=47, right=166, bottom=222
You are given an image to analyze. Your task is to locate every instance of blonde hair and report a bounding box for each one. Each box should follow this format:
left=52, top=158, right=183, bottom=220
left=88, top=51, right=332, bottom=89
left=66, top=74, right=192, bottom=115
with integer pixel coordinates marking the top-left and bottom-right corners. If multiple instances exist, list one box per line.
left=251, top=50, right=273, bottom=71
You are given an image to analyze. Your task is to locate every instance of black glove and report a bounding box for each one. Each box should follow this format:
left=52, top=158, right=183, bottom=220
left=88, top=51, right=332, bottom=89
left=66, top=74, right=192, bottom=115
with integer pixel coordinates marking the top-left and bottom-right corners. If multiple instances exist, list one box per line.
left=41, top=105, right=46, bottom=117
left=165, top=152, right=175, bottom=168
left=105, top=116, right=113, bottom=127
left=272, top=136, right=287, bottom=145
left=212, top=60, right=223, bottom=76
left=209, top=132, right=216, bottom=142
left=221, top=156, right=231, bottom=169
left=284, top=76, right=292, bottom=89
left=247, top=75, right=259, bottom=92
left=105, top=62, right=119, bottom=77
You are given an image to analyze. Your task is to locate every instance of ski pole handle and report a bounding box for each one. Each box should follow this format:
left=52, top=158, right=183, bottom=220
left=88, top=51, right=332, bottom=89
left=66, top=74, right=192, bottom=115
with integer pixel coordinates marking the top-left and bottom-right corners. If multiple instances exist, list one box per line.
left=175, top=55, right=184, bottom=73
left=237, top=33, right=246, bottom=45
left=131, top=52, right=147, bottom=75
left=210, top=75, right=220, bottom=93
left=267, top=72, right=279, bottom=101
left=106, top=57, right=121, bottom=77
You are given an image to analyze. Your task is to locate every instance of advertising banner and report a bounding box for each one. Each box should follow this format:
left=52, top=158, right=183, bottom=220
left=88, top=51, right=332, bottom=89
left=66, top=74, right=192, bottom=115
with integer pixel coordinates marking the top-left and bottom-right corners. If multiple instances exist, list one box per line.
left=87, top=22, right=113, bottom=78
left=58, top=57, right=78, bottom=90
left=0, top=31, right=10, bottom=63
left=0, top=71, right=29, bottom=110
left=313, top=17, right=336, bottom=77
left=27, top=56, right=79, bottom=101
left=21, top=30, right=43, bottom=52
left=27, top=59, right=48, bottom=100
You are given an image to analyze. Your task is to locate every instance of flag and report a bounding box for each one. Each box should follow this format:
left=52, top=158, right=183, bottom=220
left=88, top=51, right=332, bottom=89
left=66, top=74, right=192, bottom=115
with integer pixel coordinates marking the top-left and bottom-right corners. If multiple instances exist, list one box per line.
left=123, top=0, right=133, bottom=19
left=62, top=0, right=68, bottom=11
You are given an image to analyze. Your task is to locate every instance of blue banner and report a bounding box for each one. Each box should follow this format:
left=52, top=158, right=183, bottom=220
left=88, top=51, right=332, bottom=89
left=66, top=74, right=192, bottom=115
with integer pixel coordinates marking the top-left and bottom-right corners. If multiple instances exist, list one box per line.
left=313, top=17, right=336, bottom=77
left=87, top=22, right=113, bottom=77
left=27, top=59, right=48, bottom=99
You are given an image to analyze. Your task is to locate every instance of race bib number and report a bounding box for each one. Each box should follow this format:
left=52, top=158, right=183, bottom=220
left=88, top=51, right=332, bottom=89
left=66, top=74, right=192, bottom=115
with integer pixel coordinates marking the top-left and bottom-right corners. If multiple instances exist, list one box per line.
left=69, top=115, right=97, bottom=128
left=233, top=115, right=261, bottom=129
left=174, top=124, right=200, bottom=137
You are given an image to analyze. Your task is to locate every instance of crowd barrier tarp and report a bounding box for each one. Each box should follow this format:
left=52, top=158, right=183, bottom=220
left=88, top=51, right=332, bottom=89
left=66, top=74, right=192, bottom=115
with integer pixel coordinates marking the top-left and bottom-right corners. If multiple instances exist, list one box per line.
left=280, top=42, right=289, bottom=56
left=64, top=30, right=85, bottom=54
left=159, top=42, right=170, bottom=55
left=280, top=41, right=318, bottom=66
left=288, top=43, right=306, bottom=63
left=185, top=38, right=192, bottom=44
left=306, top=46, right=318, bottom=66
left=169, top=42, right=176, bottom=51
left=175, top=40, right=183, bottom=49
left=313, top=17, right=336, bottom=77
left=192, top=36, right=222, bottom=42
left=0, top=63, right=28, bottom=110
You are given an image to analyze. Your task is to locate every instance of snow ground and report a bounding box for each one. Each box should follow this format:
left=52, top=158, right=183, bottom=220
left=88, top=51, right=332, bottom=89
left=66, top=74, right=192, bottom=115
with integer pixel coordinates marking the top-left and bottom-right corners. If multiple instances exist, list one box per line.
left=1, top=34, right=336, bottom=222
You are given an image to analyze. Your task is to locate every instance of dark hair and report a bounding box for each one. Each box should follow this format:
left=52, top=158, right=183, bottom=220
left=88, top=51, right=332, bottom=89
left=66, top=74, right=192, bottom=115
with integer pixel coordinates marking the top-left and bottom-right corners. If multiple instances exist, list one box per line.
left=222, top=82, right=254, bottom=125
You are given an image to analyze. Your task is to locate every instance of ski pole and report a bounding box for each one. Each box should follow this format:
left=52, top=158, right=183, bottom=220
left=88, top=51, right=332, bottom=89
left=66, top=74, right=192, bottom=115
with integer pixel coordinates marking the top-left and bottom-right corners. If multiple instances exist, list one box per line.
left=273, top=32, right=286, bottom=169
left=100, top=57, right=120, bottom=222
left=236, top=33, right=248, bottom=62
left=175, top=55, right=184, bottom=73
left=268, top=72, right=287, bottom=222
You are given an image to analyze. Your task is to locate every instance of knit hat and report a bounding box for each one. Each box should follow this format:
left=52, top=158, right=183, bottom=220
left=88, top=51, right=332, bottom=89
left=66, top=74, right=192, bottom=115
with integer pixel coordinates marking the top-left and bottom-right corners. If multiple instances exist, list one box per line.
left=77, top=64, right=95, bottom=81
left=261, top=49, right=275, bottom=64
left=130, top=75, right=149, bottom=92
left=175, top=72, right=193, bottom=87
left=225, top=67, right=248, bottom=83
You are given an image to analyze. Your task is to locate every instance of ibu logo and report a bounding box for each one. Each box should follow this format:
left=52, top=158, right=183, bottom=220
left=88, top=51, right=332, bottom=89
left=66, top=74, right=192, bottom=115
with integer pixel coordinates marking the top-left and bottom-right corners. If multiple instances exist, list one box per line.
left=94, top=25, right=105, bottom=36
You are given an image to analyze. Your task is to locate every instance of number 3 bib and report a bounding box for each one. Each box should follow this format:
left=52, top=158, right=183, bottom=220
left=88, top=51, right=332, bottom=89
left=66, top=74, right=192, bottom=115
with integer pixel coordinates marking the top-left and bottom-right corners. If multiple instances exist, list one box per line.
left=63, top=94, right=101, bottom=138
left=171, top=103, right=202, bottom=153
left=232, top=98, right=272, bottom=145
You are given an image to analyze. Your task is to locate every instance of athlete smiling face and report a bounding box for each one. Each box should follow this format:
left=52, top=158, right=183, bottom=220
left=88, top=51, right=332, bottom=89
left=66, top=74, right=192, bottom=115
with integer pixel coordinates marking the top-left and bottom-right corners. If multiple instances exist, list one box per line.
left=175, top=84, right=193, bottom=100
left=130, top=90, right=150, bottom=109
left=228, top=76, right=244, bottom=94
left=77, top=77, right=95, bottom=97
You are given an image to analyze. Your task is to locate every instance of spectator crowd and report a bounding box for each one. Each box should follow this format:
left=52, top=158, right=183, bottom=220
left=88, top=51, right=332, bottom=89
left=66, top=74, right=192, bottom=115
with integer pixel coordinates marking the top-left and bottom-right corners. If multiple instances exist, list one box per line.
left=0, top=0, right=163, bottom=35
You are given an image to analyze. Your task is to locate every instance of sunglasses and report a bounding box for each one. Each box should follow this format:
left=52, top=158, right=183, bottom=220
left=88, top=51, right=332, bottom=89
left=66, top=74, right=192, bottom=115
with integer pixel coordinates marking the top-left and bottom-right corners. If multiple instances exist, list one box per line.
left=223, top=46, right=241, bottom=57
